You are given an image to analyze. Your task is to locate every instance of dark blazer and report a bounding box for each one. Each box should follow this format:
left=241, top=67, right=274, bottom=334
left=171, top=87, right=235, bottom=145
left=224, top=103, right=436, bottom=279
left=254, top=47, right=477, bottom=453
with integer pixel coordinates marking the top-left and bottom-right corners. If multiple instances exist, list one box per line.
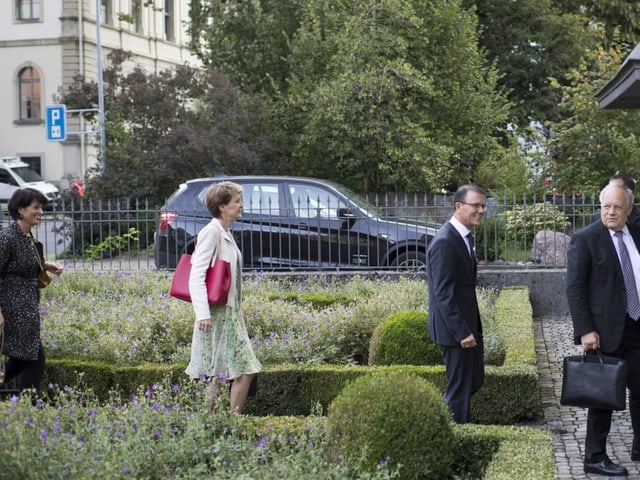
left=566, top=220, right=640, bottom=352
left=427, top=222, right=481, bottom=346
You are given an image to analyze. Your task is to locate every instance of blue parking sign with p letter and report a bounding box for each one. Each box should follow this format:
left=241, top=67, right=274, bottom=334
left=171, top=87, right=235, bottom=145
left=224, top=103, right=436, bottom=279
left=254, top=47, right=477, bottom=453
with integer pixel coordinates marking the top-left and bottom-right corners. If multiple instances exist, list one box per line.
left=46, top=105, right=67, bottom=141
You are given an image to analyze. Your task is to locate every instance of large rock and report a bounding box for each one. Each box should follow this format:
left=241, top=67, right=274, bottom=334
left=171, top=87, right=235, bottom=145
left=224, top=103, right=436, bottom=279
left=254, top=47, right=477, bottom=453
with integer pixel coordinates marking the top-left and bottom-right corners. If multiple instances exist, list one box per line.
left=530, top=230, right=571, bottom=266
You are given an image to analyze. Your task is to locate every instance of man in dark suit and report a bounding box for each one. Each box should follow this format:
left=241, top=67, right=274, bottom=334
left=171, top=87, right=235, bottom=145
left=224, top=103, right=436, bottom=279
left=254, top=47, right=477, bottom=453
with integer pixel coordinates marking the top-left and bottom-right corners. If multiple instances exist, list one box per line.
left=567, top=183, right=640, bottom=477
left=426, top=184, right=486, bottom=424
left=590, top=175, right=640, bottom=225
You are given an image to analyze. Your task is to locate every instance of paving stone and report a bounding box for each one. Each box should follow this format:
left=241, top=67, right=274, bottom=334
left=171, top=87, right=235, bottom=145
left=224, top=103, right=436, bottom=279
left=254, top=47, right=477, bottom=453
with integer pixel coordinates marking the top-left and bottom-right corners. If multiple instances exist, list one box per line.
left=536, top=316, right=640, bottom=479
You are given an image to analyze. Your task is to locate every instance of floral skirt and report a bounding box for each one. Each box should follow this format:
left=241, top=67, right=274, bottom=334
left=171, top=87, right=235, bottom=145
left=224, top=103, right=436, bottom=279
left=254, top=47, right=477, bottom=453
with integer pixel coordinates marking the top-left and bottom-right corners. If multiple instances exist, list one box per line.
left=185, top=304, right=261, bottom=381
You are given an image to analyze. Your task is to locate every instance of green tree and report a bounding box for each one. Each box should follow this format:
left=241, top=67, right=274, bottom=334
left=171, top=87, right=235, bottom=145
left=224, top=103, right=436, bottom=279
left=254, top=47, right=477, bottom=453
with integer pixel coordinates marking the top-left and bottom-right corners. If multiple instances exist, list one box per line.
left=188, top=0, right=305, bottom=95
left=558, top=0, right=640, bottom=45
left=189, top=0, right=513, bottom=192
left=463, top=0, right=598, bottom=128
left=57, top=50, right=277, bottom=204
left=547, top=38, right=640, bottom=193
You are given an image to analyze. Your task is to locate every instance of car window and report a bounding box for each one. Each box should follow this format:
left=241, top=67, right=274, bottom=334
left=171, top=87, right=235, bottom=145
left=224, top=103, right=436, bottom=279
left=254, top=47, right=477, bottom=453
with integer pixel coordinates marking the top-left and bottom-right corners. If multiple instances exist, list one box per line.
left=194, top=182, right=281, bottom=215
left=12, top=166, right=42, bottom=182
left=243, top=183, right=281, bottom=215
left=289, top=184, right=346, bottom=219
left=0, top=170, right=17, bottom=186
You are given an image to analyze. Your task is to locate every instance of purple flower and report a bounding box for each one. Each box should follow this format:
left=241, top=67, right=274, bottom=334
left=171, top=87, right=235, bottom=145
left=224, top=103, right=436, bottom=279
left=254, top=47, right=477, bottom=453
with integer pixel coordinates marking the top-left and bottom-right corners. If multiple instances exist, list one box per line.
left=253, top=434, right=269, bottom=447
left=40, top=430, right=48, bottom=441
left=153, top=428, right=161, bottom=439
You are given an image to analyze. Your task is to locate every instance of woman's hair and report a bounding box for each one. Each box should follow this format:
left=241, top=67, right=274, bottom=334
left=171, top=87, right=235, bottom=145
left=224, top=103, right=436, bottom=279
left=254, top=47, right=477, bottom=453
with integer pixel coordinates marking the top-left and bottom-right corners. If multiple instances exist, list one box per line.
left=205, top=181, right=243, bottom=218
left=8, top=188, right=48, bottom=220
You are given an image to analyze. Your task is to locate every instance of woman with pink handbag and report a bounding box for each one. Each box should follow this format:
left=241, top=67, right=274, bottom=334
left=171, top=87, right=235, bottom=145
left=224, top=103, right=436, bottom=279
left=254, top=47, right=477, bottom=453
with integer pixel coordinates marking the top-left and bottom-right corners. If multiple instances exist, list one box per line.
left=185, top=181, right=261, bottom=414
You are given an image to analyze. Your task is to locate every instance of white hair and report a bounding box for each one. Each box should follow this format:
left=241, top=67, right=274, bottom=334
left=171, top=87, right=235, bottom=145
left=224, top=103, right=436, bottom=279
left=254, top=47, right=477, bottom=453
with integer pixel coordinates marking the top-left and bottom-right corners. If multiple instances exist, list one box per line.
left=599, top=183, right=634, bottom=206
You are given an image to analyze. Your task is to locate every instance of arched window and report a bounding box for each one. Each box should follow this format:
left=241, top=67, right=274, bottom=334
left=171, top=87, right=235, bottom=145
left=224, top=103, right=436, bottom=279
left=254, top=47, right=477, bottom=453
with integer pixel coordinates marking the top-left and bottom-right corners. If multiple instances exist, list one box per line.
left=18, top=67, right=41, bottom=121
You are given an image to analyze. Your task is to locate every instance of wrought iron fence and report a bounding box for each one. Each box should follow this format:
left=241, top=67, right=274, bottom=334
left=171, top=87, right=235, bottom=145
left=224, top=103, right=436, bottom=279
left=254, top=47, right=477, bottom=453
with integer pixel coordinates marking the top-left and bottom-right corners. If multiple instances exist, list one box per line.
left=0, top=193, right=605, bottom=272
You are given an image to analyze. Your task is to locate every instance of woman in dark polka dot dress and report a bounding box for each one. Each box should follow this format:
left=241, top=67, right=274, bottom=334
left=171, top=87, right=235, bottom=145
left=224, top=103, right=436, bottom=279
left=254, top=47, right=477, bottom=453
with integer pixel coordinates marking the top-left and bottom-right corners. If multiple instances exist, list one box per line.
left=0, top=188, right=63, bottom=391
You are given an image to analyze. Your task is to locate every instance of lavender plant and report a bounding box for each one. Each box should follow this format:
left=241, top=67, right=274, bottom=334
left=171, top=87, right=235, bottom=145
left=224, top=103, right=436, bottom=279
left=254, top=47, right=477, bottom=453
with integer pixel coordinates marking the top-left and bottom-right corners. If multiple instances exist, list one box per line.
left=0, top=379, right=399, bottom=479
left=41, top=272, right=500, bottom=367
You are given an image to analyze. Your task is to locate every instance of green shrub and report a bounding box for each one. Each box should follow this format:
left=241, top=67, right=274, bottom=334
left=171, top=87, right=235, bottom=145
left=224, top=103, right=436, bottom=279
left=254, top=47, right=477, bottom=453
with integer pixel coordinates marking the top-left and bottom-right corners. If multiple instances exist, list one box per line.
left=326, top=371, right=453, bottom=479
left=483, top=330, right=507, bottom=366
left=266, top=291, right=356, bottom=309
left=368, top=311, right=441, bottom=366
left=475, top=216, right=507, bottom=261
left=502, top=201, right=570, bottom=244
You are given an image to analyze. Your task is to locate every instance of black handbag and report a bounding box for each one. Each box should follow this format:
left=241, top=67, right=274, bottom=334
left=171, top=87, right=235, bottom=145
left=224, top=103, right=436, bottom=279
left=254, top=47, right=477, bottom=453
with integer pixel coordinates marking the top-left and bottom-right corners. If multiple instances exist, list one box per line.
left=560, top=349, right=627, bottom=411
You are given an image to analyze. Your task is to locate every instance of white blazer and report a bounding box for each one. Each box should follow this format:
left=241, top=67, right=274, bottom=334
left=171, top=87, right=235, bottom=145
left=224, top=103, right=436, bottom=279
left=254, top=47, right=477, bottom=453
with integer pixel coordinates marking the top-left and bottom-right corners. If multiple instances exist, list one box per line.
left=188, top=218, right=241, bottom=321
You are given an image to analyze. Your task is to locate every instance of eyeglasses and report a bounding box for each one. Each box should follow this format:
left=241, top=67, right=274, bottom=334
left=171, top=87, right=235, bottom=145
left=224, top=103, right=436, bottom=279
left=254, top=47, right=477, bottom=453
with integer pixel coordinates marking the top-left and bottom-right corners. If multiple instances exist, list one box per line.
left=460, top=202, right=487, bottom=210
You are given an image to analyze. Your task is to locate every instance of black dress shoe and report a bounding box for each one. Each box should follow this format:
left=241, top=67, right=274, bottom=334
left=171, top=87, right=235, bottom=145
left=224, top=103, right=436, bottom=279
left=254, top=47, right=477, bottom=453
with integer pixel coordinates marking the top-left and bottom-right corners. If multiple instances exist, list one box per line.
left=584, top=459, right=628, bottom=476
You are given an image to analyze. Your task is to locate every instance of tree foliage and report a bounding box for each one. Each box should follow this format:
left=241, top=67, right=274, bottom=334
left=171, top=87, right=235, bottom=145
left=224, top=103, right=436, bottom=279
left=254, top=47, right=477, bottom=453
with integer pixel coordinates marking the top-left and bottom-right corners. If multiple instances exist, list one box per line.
left=56, top=1, right=640, bottom=199
left=57, top=51, right=277, bottom=205
left=463, top=0, right=599, bottom=128
left=547, top=38, right=640, bottom=193
left=189, top=0, right=513, bottom=192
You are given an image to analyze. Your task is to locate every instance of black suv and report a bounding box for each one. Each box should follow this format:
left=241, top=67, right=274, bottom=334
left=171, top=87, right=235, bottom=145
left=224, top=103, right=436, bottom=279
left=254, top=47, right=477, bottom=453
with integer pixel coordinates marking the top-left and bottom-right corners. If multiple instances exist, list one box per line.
left=153, top=176, right=439, bottom=271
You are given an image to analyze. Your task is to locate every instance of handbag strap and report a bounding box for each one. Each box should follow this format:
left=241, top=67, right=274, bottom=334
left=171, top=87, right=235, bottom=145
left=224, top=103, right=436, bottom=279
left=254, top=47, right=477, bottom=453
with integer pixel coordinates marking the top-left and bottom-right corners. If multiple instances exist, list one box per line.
left=28, top=234, right=46, bottom=272
left=210, top=235, right=224, bottom=266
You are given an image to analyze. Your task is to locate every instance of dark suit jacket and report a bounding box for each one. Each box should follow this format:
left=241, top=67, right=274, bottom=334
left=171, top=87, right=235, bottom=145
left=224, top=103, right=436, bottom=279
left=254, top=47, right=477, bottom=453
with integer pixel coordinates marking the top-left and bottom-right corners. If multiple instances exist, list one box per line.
left=427, top=222, right=481, bottom=347
left=567, top=220, right=640, bottom=352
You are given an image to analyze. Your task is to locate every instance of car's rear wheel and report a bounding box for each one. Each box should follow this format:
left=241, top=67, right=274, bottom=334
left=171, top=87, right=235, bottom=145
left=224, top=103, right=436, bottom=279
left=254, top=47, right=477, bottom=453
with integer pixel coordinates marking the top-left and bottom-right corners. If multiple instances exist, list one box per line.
left=392, top=251, right=427, bottom=271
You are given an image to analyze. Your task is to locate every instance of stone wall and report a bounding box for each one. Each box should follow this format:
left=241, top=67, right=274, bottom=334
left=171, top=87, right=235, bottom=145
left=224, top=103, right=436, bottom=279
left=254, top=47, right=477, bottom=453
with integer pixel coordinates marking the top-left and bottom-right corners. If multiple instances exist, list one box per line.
left=478, top=269, right=568, bottom=317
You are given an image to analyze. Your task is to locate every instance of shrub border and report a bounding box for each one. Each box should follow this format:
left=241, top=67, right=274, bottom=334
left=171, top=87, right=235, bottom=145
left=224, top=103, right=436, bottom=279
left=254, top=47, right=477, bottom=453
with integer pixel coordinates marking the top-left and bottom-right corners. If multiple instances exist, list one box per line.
left=41, top=285, right=553, bottom=478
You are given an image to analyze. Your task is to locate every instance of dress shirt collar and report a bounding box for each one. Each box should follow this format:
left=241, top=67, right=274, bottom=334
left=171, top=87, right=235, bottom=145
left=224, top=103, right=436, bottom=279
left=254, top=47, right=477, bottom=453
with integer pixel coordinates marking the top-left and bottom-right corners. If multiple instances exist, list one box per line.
left=608, top=224, right=631, bottom=239
left=449, top=216, right=471, bottom=239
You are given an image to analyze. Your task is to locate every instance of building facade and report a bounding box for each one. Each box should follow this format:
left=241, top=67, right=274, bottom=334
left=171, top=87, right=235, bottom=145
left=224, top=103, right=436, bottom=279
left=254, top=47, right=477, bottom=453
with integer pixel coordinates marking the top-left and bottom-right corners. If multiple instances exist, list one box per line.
left=0, top=0, right=199, bottom=188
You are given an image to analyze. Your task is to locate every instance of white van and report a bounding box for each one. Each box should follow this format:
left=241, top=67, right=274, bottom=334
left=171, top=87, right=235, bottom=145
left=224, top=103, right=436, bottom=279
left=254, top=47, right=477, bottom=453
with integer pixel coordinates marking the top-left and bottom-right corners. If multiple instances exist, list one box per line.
left=0, top=157, right=60, bottom=206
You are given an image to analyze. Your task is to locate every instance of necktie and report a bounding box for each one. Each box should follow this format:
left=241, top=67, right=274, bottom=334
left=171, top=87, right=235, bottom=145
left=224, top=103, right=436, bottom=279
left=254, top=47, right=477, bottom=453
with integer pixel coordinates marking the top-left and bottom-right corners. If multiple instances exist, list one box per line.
left=615, top=231, right=640, bottom=320
left=466, top=233, right=475, bottom=257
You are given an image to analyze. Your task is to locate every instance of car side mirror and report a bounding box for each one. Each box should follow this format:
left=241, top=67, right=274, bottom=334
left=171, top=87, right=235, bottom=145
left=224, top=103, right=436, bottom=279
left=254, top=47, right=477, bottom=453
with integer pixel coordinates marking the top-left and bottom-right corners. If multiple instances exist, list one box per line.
left=338, top=207, right=357, bottom=219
